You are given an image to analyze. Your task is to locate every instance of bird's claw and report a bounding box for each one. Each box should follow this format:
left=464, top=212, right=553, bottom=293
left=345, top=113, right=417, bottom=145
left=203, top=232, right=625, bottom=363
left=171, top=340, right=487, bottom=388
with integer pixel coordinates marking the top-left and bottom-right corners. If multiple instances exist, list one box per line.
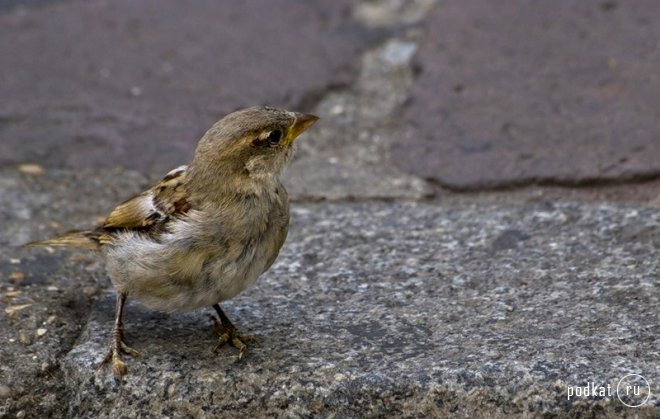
left=99, top=338, right=141, bottom=379
left=211, top=316, right=254, bottom=359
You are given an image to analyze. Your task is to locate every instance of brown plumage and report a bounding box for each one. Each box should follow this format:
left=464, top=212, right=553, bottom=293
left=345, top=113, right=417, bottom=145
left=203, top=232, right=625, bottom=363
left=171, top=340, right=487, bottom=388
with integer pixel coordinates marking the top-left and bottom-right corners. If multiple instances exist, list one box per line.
left=27, top=106, right=318, bottom=378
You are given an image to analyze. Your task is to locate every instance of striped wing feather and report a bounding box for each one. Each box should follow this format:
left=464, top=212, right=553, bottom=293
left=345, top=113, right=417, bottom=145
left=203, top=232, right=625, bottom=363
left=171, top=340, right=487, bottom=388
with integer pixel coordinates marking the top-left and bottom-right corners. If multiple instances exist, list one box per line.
left=103, top=165, right=190, bottom=231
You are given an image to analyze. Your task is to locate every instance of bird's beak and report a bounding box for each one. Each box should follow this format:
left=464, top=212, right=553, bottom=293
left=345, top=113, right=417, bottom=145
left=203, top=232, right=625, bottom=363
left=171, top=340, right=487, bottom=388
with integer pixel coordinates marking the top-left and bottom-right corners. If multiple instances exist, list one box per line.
left=286, top=113, right=319, bottom=144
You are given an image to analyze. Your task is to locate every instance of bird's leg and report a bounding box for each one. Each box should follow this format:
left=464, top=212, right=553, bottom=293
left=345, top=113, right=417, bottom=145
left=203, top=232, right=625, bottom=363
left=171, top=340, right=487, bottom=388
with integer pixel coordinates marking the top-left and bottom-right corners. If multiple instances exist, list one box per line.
left=211, top=304, right=254, bottom=359
left=100, top=292, right=140, bottom=378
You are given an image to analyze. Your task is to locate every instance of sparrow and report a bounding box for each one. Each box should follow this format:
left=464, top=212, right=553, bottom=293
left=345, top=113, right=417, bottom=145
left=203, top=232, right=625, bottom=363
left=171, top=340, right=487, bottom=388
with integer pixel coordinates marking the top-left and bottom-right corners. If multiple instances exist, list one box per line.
left=27, top=106, right=319, bottom=378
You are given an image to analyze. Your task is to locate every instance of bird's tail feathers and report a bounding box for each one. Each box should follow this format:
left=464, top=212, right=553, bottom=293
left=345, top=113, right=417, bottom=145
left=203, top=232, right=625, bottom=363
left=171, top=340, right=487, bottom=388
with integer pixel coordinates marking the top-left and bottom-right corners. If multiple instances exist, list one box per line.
left=24, top=230, right=101, bottom=250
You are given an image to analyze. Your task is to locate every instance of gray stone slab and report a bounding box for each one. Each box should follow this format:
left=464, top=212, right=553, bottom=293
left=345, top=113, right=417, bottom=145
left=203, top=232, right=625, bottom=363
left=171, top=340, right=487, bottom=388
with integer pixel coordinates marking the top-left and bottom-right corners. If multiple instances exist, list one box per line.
left=285, top=38, right=434, bottom=201
left=392, top=0, right=660, bottom=189
left=1, top=168, right=658, bottom=416
left=61, top=202, right=660, bottom=417
left=0, top=168, right=150, bottom=418
left=0, top=0, right=374, bottom=173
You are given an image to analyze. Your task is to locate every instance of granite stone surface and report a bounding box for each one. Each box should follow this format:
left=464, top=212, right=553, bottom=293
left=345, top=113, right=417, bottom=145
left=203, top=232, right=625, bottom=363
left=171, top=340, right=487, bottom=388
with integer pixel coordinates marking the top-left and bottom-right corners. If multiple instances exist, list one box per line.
left=1, top=168, right=658, bottom=417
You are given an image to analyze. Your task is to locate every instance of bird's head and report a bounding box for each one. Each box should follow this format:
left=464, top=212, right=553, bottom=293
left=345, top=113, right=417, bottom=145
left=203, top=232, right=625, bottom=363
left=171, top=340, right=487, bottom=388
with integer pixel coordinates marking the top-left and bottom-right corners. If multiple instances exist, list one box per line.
left=191, top=106, right=318, bottom=181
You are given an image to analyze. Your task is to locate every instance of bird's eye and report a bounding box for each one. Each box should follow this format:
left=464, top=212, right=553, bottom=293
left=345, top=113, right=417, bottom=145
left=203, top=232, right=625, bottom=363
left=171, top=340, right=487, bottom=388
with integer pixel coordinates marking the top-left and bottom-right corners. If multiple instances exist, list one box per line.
left=267, top=130, right=282, bottom=144
left=253, top=129, right=284, bottom=148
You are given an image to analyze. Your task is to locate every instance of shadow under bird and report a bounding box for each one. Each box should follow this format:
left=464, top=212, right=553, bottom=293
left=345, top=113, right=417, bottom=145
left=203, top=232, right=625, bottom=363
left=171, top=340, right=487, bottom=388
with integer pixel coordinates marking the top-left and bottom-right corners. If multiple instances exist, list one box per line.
left=27, top=106, right=319, bottom=378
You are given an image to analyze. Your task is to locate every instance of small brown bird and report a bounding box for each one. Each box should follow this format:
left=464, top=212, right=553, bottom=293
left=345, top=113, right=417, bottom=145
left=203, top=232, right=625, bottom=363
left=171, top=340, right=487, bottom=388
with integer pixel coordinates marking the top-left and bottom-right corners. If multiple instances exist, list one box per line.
left=27, top=106, right=318, bottom=378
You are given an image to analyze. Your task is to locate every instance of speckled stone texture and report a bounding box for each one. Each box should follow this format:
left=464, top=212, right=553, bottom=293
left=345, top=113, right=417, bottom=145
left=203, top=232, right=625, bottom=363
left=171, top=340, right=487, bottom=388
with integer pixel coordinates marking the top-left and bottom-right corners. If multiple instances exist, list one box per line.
left=2, top=165, right=656, bottom=417
left=61, top=201, right=659, bottom=417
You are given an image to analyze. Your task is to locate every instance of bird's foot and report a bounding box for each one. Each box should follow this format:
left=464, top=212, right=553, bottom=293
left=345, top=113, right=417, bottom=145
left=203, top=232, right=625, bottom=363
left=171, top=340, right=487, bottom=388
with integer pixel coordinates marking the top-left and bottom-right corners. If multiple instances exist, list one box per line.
left=211, top=316, right=255, bottom=359
left=99, top=329, right=141, bottom=379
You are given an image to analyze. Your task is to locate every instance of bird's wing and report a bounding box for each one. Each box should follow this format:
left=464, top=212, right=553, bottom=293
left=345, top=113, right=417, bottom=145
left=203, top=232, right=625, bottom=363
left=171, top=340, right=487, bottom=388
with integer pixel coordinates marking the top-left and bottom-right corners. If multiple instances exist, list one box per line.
left=103, top=165, right=190, bottom=230
left=25, top=165, right=191, bottom=249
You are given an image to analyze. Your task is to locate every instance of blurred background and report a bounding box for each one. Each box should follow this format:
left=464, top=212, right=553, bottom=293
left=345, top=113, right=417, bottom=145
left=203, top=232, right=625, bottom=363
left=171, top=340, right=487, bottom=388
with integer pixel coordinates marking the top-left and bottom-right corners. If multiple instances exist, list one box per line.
left=2, top=0, right=659, bottom=194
